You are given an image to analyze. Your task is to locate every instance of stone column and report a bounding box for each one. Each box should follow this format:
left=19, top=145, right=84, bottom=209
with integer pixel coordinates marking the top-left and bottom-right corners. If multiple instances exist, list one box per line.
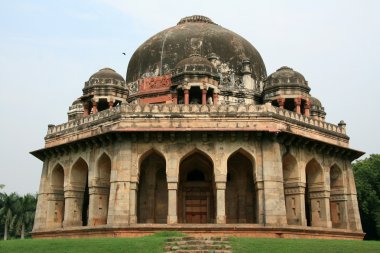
left=344, top=161, right=363, bottom=231
left=83, top=103, right=89, bottom=116
left=213, top=92, right=218, bottom=105
left=261, top=138, right=287, bottom=225
left=63, top=187, right=84, bottom=227
left=309, top=188, right=332, bottom=228
left=304, top=100, right=311, bottom=117
left=216, top=182, right=226, bottom=224
left=33, top=161, right=49, bottom=231
left=330, top=193, right=349, bottom=229
left=108, top=100, right=114, bottom=109
left=88, top=186, right=110, bottom=226
left=92, top=101, right=98, bottom=114
left=202, top=89, right=207, bottom=105
left=129, top=182, right=138, bottom=224
left=46, top=192, right=64, bottom=229
left=184, top=89, right=189, bottom=105
left=294, top=98, right=301, bottom=114
left=167, top=182, right=178, bottom=224
left=277, top=98, right=285, bottom=109
left=172, top=93, right=178, bottom=104
left=283, top=182, right=306, bottom=226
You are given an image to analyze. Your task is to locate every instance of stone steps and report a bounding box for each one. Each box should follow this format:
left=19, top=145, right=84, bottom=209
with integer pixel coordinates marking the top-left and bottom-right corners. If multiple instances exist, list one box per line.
left=164, top=236, right=232, bottom=253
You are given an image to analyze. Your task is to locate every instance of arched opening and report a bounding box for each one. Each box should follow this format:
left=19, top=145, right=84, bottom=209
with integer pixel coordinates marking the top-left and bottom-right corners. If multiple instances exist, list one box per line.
left=189, top=86, right=202, bottom=104
left=305, top=159, right=324, bottom=227
left=178, top=150, right=215, bottom=223
left=50, top=164, right=65, bottom=227
left=282, top=153, right=302, bottom=225
left=137, top=150, right=168, bottom=223
left=330, top=164, right=345, bottom=228
left=92, top=153, right=111, bottom=225
left=226, top=150, right=256, bottom=223
left=70, top=158, right=89, bottom=226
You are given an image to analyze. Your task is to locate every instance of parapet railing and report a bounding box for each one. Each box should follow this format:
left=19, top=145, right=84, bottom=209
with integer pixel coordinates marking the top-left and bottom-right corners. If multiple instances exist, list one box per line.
left=47, top=104, right=346, bottom=136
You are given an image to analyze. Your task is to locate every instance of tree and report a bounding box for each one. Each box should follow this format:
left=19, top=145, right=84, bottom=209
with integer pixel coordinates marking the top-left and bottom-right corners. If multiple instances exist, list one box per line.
left=0, top=192, right=18, bottom=240
left=0, top=184, right=4, bottom=190
left=353, top=154, right=380, bottom=240
left=12, top=194, right=36, bottom=239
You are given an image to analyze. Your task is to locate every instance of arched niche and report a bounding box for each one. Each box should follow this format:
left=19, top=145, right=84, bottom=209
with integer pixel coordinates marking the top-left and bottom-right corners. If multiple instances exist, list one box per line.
left=91, top=153, right=111, bottom=226
left=137, top=150, right=168, bottom=223
left=329, top=164, right=346, bottom=228
left=49, top=164, right=65, bottom=227
left=70, top=158, right=89, bottom=226
left=226, top=149, right=256, bottom=223
left=178, top=149, right=215, bottom=224
left=282, top=153, right=303, bottom=225
left=305, top=159, right=324, bottom=227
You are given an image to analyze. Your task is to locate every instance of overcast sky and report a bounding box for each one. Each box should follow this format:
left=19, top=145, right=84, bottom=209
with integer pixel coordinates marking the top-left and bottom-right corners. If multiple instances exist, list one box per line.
left=0, top=0, right=379, bottom=194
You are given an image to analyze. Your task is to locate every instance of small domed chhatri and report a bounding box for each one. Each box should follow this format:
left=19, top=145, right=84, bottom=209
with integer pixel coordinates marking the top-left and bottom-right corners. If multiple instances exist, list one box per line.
left=31, top=15, right=364, bottom=240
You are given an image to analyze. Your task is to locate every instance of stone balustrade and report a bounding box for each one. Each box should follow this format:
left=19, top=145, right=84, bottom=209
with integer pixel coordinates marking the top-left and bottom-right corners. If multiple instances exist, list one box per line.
left=47, top=104, right=346, bottom=137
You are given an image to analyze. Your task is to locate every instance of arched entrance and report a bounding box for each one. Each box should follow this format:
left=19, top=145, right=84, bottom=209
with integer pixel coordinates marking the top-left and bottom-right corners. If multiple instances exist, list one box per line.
left=137, top=150, right=168, bottom=223
left=226, top=150, right=256, bottom=223
left=330, top=164, right=347, bottom=228
left=49, top=164, right=65, bottom=227
left=178, top=150, right=215, bottom=223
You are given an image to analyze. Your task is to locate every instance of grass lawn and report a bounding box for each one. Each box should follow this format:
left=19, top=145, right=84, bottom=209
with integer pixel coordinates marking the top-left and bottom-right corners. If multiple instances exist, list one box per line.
left=1, top=233, right=380, bottom=253
left=230, top=237, right=380, bottom=253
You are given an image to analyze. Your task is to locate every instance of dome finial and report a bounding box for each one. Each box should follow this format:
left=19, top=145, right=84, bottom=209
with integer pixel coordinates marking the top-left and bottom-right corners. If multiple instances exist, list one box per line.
left=177, top=15, right=216, bottom=25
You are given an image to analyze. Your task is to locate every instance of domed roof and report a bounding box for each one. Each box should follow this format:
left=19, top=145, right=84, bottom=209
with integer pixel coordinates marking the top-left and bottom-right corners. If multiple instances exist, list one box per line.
left=89, top=68, right=125, bottom=82
left=310, top=96, right=322, bottom=107
left=126, top=15, right=266, bottom=83
left=174, top=54, right=218, bottom=76
left=266, top=66, right=307, bottom=85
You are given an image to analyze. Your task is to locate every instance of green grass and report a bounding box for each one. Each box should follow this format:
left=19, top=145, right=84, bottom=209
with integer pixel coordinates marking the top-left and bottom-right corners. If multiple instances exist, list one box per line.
left=230, top=237, right=380, bottom=253
left=0, top=232, right=179, bottom=253
left=1, top=234, right=380, bottom=253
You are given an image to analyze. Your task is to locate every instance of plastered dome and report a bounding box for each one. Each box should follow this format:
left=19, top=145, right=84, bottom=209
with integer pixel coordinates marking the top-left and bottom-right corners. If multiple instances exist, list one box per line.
left=126, top=15, right=267, bottom=83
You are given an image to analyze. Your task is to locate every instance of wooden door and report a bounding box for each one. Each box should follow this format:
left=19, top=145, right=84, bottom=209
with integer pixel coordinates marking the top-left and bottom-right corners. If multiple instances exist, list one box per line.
left=185, top=193, right=208, bottom=223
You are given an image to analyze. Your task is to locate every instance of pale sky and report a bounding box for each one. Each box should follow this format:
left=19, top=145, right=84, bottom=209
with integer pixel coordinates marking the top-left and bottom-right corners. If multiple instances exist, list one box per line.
left=0, top=0, right=379, bottom=194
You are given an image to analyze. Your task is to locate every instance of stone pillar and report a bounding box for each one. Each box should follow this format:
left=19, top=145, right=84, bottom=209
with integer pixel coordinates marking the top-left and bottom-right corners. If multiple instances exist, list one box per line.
left=184, top=89, right=189, bottom=105
left=330, top=193, right=349, bottom=229
left=63, top=187, right=84, bottom=227
left=261, top=138, right=287, bottom=225
left=129, top=182, right=138, bottom=224
left=32, top=161, right=49, bottom=231
left=283, top=182, right=306, bottom=226
left=213, top=93, right=218, bottom=105
left=202, top=89, right=207, bottom=105
left=277, top=98, right=285, bottom=109
left=304, top=100, right=311, bottom=117
left=83, top=103, right=89, bottom=116
left=88, top=186, right=110, bottom=226
left=172, top=93, right=178, bottom=104
left=216, top=182, right=226, bottom=224
left=46, top=192, right=64, bottom=229
left=344, top=161, right=363, bottom=231
left=309, top=188, right=332, bottom=228
left=167, top=182, right=178, bottom=224
left=108, top=100, right=114, bottom=109
left=294, top=98, right=301, bottom=114
left=92, top=101, right=98, bottom=114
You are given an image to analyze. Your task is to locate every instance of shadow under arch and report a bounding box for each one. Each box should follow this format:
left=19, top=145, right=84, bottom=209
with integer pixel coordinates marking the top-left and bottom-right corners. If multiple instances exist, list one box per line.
left=226, top=148, right=257, bottom=223
left=178, top=148, right=215, bottom=224
left=49, top=163, right=65, bottom=227
left=137, top=149, right=168, bottom=223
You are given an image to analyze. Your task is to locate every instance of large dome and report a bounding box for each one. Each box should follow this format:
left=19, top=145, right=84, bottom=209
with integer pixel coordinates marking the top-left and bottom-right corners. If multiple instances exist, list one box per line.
left=126, top=15, right=266, bottom=83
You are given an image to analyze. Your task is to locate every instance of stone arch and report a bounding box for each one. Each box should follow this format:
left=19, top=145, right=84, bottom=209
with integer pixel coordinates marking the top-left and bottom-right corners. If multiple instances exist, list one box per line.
left=49, top=163, right=65, bottom=227
left=178, top=148, right=215, bottom=223
left=89, top=153, right=111, bottom=226
left=329, top=164, right=347, bottom=228
left=65, top=157, right=89, bottom=227
left=137, top=149, right=168, bottom=223
left=282, top=153, right=304, bottom=225
left=226, top=148, right=256, bottom=223
left=305, top=158, right=329, bottom=227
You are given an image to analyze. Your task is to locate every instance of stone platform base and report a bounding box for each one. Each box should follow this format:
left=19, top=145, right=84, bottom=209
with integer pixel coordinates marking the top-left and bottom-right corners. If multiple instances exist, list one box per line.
left=32, top=224, right=364, bottom=240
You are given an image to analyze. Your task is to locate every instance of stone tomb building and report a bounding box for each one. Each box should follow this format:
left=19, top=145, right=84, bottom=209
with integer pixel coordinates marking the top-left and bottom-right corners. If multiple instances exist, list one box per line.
left=31, top=15, right=364, bottom=239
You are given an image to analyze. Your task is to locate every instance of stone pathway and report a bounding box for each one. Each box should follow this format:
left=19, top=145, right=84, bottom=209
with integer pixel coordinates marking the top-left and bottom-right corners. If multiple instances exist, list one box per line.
left=164, top=236, right=232, bottom=253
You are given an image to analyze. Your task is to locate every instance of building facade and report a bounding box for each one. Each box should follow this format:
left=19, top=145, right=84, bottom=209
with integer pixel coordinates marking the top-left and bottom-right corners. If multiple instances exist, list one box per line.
left=31, top=15, right=364, bottom=239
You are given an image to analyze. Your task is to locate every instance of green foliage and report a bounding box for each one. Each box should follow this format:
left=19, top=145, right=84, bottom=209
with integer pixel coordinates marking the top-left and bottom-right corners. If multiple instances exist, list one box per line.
left=353, top=154, right=380, bottom=240
left=0, top=193, right=37, bottom=240
left=230, top=237, right=380, bottom=253
left=0, top=185, right=4, bottom=190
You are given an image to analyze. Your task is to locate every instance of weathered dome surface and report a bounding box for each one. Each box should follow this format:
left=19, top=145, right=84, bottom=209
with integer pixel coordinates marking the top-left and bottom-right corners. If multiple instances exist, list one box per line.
left=310, top=96, right=322, bottom=107
left=89, top=68, right=125, bottom=83
left=265, top=66, right=307, bottom=86
left=126, top=15, right=266, bottom=83
left=174, top=54, right=218, bottom=76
